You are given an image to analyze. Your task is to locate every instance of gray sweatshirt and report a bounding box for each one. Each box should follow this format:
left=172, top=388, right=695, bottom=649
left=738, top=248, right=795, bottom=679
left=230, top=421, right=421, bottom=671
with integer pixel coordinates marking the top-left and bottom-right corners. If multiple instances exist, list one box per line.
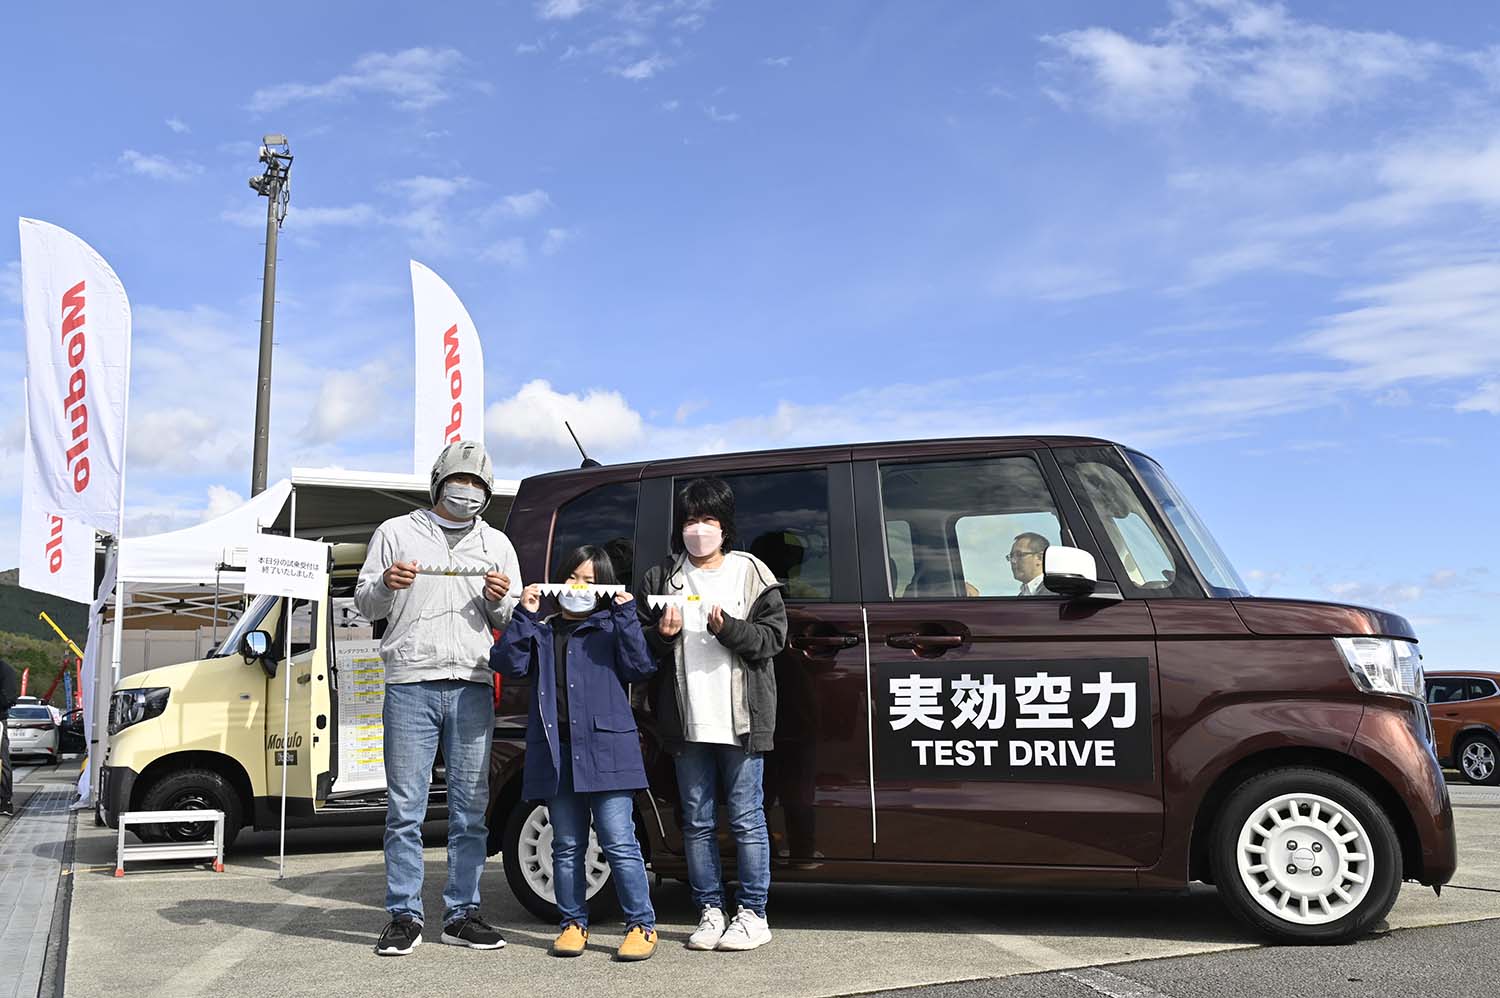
left=354, top=509, right=521, bottom=685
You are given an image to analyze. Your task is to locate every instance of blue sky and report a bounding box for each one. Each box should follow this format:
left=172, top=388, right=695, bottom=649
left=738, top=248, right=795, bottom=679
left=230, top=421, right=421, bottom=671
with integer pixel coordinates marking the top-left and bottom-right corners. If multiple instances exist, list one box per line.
left=3, top=1, right=1498, bottom=669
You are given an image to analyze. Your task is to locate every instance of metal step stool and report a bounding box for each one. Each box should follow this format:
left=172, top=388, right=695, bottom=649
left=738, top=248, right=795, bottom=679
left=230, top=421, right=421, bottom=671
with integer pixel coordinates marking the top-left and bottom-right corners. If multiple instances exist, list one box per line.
left=115, top=809, right=225, bottom=876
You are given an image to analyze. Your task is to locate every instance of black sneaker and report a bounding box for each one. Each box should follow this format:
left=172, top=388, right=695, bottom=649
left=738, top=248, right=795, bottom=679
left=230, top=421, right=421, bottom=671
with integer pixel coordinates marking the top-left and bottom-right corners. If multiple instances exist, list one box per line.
left=0, top=801, right=13, bottom=817
left=440, top=914, right=506, bottom=950
left=375, top=917, right=423, bottom=956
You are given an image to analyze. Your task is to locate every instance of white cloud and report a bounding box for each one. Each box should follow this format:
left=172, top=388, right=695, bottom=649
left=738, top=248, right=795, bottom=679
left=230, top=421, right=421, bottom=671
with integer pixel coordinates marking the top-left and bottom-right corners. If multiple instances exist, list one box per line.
left=1457, top=380, right=1500, bottom=414
left=495, top=189, right=552, bottom=219
left=303, top=364, right=392, bottom=445
left=763, top=56, right=791, bottom=68
left=202, top=485, right=244, bottom=521
left=120, top=149, right=203, bottom=182
left=541, top=228, right=574, bottom=256
left=484, top=238, right=529, bottom=268
left=1, top=261, right=18, bottom=306
left=486, top=380, right=644, bottom=466
left=388, top=176, right=474, bottom=250
left=704, top=104, right=739, bottom=123
left=165, top=117, right=190, bottom=134
left=248, top=48, right=469, bottom=112
left=221, top=202, right=378, bottom=230
left=990, top=263, right=1127, bottom=302
left=1043, top=0, right=1449, bottom=119
left=660, top=99, right=681, bottom=111
left=613, top=54, right=670, bottom=80
left=537, top=0, right=589, bottom=19
left=1325, top=580, right=1424, bottom=607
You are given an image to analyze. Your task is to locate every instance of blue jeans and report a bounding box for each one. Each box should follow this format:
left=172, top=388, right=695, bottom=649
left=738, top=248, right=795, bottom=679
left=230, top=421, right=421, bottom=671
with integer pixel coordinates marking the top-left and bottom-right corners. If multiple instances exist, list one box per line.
left=548, top=754, right=655, bottom=930
left=383, top=680, right=494, bottom=925
left=674, top=743, right=770, bottom=916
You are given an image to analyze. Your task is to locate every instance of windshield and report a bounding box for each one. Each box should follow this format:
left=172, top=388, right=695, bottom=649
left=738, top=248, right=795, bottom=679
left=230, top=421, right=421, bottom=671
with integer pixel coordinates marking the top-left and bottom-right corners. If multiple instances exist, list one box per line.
left=214, top=593, right=279, bottom=657
left=8, top=706, right=54, bottom=721
left=1126, top=451, right=1250, bottom=598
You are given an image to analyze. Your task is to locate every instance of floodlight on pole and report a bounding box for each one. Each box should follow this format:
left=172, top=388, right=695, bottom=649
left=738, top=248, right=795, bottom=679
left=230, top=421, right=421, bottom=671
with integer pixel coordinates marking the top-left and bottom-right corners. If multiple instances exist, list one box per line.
left=249, top=134, right=292, bottom=496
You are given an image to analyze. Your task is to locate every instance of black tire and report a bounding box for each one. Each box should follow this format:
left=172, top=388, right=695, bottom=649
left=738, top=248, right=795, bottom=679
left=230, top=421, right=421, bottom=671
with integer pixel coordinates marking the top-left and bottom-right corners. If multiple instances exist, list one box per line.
left=500, top=800, right=620, bottom=924
left=137, top=768, right=243, bottom=848
left=1456, top=734, right=1500, bottom=786
left=1210, top=767, right=1402, bottom=943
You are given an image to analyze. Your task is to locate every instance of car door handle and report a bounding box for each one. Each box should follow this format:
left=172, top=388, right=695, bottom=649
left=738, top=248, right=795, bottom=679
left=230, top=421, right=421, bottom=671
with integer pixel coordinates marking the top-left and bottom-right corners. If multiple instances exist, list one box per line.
left=1444, top=711, right=1459, bottom=717
left=887, top=633, right=965, bottom=650
left=790, top=634, right=861, bottom=651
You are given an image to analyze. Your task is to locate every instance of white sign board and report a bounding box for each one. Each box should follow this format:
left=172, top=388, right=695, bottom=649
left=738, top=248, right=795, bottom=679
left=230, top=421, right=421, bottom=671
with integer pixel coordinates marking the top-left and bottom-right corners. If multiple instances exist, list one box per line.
left=244, top=535, right=329, bottom=601
left=333, top=640, right=386, bottom=795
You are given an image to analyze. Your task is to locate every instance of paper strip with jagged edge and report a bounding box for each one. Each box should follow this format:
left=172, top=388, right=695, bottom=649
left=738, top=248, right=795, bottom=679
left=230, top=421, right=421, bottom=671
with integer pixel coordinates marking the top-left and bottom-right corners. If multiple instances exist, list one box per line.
left=415, top=565, right=490, bottom=577
left=535, top=583, right=627, bottom=598
left=646, top=594, right=705, bottom=610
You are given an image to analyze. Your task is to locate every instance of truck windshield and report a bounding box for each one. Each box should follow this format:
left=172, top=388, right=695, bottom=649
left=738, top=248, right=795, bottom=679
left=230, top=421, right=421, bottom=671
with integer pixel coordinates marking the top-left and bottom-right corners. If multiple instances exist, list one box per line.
left=213, top=594, right=279, bottom=657
left=1126, top=452, right=1249, bottom=598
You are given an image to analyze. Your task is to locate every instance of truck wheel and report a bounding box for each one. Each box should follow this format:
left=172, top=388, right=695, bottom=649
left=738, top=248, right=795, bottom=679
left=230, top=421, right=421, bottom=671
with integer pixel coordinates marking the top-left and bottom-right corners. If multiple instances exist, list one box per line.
left=1458, top=735, right=1500, bottom=786
left=500, top=801, right=618, bottom=923
left=1211, top=767, right=1401, bottom=943
left=138, top=769, right=243, bottom=848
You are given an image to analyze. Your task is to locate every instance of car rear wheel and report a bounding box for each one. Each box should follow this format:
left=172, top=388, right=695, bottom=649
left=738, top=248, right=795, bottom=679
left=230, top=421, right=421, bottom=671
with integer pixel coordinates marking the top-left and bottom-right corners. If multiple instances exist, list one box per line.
left=1458, top=735, right=1500, bottom=786
left=500, top=801, right=617, bottom=923
left=1211, top=767, right=1401, bottom=943
left=137, top=769, right=242, bottom=848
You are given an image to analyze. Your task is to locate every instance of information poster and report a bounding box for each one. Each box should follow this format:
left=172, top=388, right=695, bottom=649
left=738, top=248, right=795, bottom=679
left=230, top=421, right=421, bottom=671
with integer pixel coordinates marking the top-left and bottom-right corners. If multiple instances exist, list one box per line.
left=334, top=640, right=386, bottom=794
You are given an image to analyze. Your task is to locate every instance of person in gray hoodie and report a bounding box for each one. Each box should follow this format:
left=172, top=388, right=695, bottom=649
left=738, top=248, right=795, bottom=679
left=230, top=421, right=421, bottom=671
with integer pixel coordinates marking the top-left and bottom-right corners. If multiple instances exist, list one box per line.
left=355, top=440, right=521, bottom=957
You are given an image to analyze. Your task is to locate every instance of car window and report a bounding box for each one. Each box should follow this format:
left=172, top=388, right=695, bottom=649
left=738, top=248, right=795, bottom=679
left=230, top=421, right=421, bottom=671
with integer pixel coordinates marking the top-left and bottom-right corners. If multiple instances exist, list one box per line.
left=1469, top=679, right=1498, bottom=700
left=879, top=455, right=1065, bottom=599
left=550, top=481, right=640, bottom=587
left=1056, top=446, right=1192, bottom=597
left=1427, top=679, right=1468, bottom=704
left=8, top=706, right=53, bottom=721
left=714, top=468, right=832, bottom=600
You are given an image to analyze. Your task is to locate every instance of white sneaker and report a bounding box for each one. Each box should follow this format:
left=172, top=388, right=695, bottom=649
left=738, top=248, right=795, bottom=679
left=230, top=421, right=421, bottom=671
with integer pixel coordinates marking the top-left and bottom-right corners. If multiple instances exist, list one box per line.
left=715, top=907, right=771, bottom=951
left=686, top=906, right=726, bottom=951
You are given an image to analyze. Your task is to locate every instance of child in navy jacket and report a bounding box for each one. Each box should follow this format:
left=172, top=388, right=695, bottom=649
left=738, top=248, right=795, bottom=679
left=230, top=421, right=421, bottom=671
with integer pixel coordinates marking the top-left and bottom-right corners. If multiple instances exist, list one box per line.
left=490, top=545, right=658, bottom=961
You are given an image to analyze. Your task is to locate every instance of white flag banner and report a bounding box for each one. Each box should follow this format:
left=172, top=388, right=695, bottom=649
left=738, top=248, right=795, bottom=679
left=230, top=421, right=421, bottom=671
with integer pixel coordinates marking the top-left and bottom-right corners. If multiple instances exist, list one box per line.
left=411, top=260, right=484, bottom=473
left=19, top=393, right=94, bottom=603
left=20, top=218, right=131, bottom=534
left=244, top=535, right=329, bottom=602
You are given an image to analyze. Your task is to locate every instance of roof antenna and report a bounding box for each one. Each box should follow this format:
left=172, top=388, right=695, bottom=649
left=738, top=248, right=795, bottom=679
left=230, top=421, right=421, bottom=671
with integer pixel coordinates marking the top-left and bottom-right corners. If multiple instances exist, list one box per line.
left=565, top=420, right=602, bottom=469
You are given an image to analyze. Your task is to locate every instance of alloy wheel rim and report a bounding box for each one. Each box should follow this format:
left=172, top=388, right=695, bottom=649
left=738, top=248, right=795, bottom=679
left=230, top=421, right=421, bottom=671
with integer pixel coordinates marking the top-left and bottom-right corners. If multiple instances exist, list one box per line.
left=1235, top=791, right=1374, bottom=926
left=517, top=804, right=610, bottom=904
left=1463, top=742, right=1496, bottom=781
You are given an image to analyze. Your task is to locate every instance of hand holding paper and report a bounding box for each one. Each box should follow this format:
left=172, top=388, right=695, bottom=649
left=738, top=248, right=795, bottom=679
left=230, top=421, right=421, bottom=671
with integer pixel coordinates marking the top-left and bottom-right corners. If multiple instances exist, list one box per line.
left=383, top=560, right=419, bottom=591
left=483, top=570, right=512, bottom=602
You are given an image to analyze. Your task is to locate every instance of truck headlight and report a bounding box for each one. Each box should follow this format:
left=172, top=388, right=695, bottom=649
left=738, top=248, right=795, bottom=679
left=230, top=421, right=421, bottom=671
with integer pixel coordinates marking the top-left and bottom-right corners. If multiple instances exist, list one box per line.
left=108, top=688, right=171, bottom=734
left=1333, top=637, right=1424, bottom=700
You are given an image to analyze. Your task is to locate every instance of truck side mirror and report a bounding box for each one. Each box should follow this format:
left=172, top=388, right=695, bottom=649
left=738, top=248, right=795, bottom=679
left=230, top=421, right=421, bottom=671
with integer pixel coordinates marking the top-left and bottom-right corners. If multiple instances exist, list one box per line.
left=1043, top=546, right=1101, bottom=599
left=240, top=630, right=272, bottom=664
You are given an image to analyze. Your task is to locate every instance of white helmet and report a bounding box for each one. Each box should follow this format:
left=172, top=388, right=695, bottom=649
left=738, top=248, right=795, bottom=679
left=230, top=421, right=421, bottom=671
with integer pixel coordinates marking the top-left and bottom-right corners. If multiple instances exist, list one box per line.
left=429, top=440, right=494, bottom=505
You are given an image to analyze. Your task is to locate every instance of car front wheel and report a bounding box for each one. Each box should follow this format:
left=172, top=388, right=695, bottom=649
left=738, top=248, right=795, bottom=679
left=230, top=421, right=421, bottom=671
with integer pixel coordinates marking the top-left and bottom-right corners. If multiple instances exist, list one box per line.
left=137, top=769, right=242, bottom=848
left=1458, top=735, right=1500, bottom=786
left=1211, top=767, right=1401, bottom=943
left=500, top=801, right=617, bottom=923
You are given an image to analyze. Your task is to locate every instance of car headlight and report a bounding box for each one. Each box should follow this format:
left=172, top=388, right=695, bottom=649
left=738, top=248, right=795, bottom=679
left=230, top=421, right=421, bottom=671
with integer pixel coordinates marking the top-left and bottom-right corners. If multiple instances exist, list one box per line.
left=1333, top=637, right=1424, bottom=700
left=108, top=688, right=171, bottom=735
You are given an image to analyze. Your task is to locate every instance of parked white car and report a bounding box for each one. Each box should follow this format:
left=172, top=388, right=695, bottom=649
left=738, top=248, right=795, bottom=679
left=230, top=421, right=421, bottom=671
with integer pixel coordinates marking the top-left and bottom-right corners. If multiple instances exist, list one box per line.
left=6, top=704, right=61, bottom=763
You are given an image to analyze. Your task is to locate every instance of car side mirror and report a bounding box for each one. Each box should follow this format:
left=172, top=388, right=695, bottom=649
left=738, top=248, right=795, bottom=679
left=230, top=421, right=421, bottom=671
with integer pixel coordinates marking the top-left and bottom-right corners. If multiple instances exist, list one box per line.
left=240, top=630, right=272, bottom=664
left=1043, top=546, right=1109, bottom=600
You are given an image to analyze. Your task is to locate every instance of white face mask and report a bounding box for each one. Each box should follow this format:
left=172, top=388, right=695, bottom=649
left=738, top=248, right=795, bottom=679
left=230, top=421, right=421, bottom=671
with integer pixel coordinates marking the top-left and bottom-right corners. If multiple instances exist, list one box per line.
left=682, top=523, right=723, bottom=558
left=440, top=481, right=487, bottom=520
left=558, top=588, right=598, bottom=614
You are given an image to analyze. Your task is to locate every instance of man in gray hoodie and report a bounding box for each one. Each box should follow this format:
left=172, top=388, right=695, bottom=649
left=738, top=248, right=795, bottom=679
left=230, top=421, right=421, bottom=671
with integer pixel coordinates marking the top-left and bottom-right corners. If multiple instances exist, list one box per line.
left=355, top=440, right=521, bottom=956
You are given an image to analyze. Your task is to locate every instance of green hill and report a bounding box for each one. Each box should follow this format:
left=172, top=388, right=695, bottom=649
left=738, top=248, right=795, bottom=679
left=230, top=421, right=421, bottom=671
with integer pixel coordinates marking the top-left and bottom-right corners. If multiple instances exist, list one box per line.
left=0, top=571, right=88, bottom=703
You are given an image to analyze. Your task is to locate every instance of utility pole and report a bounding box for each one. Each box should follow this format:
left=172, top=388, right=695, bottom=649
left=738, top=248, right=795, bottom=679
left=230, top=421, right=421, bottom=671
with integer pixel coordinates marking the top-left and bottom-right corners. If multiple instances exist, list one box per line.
left=248, top=135, right=292, bottom=496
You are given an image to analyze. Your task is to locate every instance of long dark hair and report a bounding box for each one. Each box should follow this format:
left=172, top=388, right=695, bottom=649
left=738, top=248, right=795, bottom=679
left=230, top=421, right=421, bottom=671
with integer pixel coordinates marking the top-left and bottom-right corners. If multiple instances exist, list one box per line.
left=670, top=477, right=736, bottom=555
left=555, top=544, right=620, bottom=611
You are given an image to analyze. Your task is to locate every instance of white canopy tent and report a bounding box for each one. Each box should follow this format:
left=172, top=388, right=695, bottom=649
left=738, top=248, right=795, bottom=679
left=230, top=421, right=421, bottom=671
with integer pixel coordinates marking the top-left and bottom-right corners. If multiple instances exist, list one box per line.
left=79, top=468, right=519, bottom=808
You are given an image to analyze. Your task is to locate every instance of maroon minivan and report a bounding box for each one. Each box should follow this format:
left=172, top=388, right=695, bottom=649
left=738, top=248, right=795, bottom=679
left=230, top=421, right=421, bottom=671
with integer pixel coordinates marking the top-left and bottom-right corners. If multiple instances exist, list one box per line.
left=483, top=436, right=1454, bottom=943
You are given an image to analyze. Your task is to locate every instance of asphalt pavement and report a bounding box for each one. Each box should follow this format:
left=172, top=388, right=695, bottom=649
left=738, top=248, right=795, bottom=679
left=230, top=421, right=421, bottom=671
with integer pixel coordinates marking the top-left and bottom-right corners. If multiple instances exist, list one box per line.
left=5, top=759, right=1500, bottom=998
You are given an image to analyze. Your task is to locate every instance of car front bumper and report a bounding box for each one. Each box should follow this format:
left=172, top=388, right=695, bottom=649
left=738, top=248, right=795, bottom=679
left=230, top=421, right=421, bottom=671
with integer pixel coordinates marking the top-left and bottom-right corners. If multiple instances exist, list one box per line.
left=98, top=765, right=138, bottom=829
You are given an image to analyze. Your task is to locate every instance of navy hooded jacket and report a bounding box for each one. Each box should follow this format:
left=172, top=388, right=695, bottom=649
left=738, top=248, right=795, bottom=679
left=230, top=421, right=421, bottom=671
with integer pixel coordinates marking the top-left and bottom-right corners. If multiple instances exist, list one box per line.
left=490, top=596, right=656, bottom=800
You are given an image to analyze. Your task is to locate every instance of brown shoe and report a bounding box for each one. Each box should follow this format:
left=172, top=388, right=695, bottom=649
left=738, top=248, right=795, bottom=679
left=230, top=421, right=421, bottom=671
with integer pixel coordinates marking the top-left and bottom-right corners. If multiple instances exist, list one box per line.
left=615, top=925, right=658, bottom=962
left=551, top=923, right=588, bottom=957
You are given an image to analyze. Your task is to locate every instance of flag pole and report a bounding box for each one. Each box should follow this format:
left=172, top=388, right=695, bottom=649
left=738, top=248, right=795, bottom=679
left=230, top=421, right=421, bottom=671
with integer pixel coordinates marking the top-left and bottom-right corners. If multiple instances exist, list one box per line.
left=278, top=486, right=297, bottom=879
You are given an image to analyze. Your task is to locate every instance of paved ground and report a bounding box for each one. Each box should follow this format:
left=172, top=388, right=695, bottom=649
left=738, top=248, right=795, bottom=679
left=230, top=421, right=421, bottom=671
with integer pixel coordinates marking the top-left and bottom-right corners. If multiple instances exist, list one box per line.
left=4, top=760, right=1499, bottom=998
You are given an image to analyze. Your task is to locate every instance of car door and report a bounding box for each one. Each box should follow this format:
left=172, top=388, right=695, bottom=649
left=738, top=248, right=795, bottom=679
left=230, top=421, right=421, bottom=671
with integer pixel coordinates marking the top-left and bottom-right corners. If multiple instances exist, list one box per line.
left=1425, top=677, right=1470, bottom=759
left=855, top=442, right=1164, bottom=868
left=637, top=456, right=874, bottom=862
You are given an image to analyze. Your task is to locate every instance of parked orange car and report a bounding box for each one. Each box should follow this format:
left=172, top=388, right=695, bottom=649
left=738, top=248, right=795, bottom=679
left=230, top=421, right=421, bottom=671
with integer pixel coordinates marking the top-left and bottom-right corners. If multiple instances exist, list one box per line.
left=1425, top=672, right=1500, bottom=785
